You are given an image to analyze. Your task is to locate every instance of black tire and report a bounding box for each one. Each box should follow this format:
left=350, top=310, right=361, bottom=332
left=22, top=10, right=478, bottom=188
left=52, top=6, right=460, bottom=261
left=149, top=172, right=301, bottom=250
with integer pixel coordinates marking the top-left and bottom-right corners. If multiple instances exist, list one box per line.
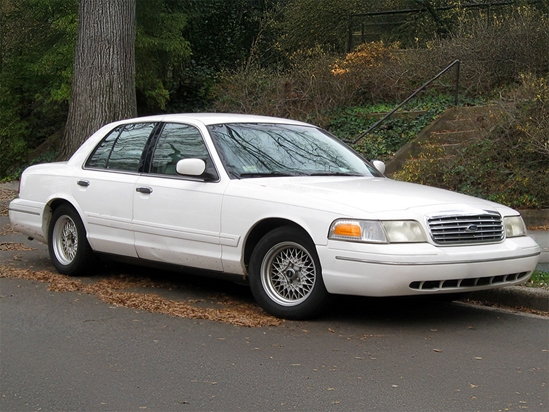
left=48, top=204, right=95, bottom=276
left=249, top=226, right=330, bottom=319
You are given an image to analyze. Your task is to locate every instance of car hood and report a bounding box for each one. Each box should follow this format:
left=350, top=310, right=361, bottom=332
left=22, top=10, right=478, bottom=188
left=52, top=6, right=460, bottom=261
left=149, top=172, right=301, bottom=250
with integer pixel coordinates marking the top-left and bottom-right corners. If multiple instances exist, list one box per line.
left=231, top=176, right=515, bottom=217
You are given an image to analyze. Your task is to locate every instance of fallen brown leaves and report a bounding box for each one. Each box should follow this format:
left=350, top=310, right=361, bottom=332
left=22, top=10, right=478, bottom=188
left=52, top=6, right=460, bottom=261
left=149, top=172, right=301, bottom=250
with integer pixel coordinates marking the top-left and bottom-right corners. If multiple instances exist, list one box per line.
left=0, top=223, right=17, bottom=236
left=0, top=265, right=283, bottom=327
left=0, top=187, right=17, bottom=217
left=0, top=242, right=34, bottom=251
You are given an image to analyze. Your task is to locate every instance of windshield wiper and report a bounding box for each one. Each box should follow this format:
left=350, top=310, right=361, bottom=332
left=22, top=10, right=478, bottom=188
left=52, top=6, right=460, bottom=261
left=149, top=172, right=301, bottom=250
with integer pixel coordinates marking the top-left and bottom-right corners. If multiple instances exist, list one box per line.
left=238, top=172, right=300, bottom=178
left=309, top=172, right=363, bottom=176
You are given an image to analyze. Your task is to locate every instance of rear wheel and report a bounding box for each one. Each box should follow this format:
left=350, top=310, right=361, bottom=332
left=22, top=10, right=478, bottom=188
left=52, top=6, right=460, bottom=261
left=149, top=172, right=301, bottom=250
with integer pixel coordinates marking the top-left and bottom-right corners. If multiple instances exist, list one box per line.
left=249, top=226, right=330, bottom=319
left=48, top=204, right=95, bottom=276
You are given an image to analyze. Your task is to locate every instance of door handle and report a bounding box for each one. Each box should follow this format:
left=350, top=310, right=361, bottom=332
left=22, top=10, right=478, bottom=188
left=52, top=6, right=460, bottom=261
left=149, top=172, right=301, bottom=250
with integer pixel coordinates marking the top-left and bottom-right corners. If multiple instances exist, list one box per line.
left=136, top=187, right=153, bottom=194
left=77, top=180, right=90, bottom=187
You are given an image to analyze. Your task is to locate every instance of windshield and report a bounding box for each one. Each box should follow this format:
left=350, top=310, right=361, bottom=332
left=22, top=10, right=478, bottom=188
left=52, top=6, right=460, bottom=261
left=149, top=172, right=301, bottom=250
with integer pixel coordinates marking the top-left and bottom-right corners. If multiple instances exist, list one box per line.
left=207, top=123, right=382, bottom=179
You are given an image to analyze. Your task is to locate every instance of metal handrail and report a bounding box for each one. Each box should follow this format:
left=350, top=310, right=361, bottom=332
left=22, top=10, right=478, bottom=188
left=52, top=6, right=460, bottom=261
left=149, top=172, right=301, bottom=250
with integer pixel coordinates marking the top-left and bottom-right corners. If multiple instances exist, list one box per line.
left=351, top=59, right=460, bottom=145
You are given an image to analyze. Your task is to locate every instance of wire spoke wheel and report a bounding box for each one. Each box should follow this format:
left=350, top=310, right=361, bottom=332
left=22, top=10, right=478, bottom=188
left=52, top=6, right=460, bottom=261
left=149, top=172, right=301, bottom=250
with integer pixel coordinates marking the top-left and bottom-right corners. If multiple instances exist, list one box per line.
left=261, top=241, right=317, bottom=306
left=52, top=215, right=79, bottom=265
left=249, top=225, right=331, bottom=319
left=48, top=204, right=95, bottom=276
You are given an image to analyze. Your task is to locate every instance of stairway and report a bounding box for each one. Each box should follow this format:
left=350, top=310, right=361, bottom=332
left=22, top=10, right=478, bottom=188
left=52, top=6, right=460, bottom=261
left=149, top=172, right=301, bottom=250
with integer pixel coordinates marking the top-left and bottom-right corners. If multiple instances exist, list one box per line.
left=385, top=105, right=506, bottom=176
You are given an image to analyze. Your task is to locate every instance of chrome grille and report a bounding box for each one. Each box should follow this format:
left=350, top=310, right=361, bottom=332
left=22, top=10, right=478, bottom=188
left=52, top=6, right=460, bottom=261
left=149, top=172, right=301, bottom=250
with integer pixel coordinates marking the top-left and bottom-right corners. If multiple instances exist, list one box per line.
left=427, top=212, right=504, bottom=245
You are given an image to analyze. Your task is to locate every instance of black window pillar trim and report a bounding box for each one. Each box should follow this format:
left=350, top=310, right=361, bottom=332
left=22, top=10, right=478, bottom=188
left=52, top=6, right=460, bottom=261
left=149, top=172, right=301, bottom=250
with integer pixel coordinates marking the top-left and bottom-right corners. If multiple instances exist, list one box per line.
left=139, top=122, right=165, bottom=173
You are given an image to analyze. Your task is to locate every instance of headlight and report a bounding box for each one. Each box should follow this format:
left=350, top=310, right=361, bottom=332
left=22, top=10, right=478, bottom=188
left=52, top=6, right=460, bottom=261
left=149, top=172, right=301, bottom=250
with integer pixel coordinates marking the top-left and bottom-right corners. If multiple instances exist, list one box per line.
left=383, top=220, right=427, bottom=243
left=328, top=219, right=427, bottom=243
left=504, top=216, right=526, bottom=237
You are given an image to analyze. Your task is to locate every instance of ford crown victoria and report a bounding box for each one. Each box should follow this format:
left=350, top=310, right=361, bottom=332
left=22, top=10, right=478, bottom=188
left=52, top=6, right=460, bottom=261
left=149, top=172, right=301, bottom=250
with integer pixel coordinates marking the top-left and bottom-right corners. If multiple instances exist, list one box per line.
left=9, top=114, right=541, bottom=319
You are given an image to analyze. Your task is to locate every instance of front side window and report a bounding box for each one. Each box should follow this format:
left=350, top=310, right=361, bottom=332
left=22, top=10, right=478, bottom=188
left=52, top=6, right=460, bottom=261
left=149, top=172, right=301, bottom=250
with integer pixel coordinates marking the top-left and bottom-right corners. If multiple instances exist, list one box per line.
left=86, top=123, right=155, bottom=172
left=150, top=123, right=212, bottom=175
left=207, top=123, right=382, bottom=179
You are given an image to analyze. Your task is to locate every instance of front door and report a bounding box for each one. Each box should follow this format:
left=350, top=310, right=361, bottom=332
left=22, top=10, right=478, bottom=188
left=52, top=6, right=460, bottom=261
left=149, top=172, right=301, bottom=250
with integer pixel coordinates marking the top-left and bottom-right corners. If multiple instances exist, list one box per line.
left=132, top=123, right=226, bottom=271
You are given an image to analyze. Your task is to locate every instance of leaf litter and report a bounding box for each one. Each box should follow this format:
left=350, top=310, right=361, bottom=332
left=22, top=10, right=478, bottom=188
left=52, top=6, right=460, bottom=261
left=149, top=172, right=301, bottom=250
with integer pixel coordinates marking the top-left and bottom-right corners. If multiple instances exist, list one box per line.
left=0, top=264, right=282, bottom=327
left=1, top=223, right=17, bottom=236
left=0, top=187, right=17, bottom=217
left=0, top=242, right=34, bottom=251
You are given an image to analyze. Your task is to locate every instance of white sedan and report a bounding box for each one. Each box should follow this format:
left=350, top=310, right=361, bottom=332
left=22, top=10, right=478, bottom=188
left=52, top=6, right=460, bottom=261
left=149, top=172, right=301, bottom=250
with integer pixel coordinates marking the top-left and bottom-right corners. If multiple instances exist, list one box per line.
left=9, top=113, right=541, bottom=319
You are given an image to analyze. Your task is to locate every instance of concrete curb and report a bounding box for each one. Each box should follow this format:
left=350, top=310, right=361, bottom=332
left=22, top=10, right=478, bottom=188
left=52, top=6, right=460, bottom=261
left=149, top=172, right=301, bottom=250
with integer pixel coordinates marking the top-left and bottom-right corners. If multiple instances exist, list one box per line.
left=520, top=209, right=549, bottom=227
left=464, top=286, right=549, bottom=313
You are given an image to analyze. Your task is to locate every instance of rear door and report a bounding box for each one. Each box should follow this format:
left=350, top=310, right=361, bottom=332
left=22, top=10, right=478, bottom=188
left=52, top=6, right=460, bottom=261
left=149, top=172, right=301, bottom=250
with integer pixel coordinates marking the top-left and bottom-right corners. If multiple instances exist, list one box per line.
left=72, top=123, right=156, bottom=256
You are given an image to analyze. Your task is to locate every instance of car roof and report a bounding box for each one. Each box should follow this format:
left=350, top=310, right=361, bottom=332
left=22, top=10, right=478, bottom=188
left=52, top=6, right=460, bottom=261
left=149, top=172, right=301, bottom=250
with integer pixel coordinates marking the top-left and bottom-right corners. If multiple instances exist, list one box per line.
left=120, top=113, right=312, bottom=127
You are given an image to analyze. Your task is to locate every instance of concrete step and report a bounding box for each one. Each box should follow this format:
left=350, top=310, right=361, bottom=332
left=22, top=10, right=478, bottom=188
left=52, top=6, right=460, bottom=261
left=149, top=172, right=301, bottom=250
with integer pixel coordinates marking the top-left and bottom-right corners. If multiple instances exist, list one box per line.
left=428, top=130, right=480, bottom=144
left=442, top=105, right=508, bottom=118
left=435, top=143, right=463, bottom=157
left=427, top=118, right=492, bottom=133
left=385, top=105, right=506, bottom=176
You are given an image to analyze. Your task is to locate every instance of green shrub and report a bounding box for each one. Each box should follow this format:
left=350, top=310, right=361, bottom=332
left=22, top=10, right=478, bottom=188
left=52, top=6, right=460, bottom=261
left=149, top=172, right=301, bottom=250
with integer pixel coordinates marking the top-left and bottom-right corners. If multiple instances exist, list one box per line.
left=0, top=135, right=28, bottom=181
left=211, top=42, right=415, bottom=125
left=526, top=270, right=549, bottom=289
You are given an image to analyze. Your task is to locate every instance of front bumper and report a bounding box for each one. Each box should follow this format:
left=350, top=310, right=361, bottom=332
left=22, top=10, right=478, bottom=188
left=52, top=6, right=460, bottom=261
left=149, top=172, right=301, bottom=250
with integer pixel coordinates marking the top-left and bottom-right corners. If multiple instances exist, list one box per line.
left=318, top=236, right=541, bottom=297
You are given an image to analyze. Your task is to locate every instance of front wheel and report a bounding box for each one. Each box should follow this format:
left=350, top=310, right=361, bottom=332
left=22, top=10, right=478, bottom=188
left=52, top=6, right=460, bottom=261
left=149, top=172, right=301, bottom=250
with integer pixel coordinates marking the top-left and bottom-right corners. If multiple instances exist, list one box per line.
left=48, top=204, right=95, bottom=276
left=249, top=226, right=330, bottom=319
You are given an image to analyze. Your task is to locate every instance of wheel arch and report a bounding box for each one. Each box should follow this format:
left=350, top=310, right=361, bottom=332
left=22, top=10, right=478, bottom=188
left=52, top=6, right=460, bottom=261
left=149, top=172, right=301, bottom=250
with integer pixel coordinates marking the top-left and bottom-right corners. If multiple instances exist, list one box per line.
left=243, top=218, right=315, bottom=272
left=43, top=198, right=82, bottom=242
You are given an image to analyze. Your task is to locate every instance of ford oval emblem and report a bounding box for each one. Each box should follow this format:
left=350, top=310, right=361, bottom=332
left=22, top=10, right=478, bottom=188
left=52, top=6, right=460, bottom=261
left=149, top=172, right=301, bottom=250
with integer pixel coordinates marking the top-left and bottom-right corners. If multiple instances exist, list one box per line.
left=466, top=224, right=479, bottom=232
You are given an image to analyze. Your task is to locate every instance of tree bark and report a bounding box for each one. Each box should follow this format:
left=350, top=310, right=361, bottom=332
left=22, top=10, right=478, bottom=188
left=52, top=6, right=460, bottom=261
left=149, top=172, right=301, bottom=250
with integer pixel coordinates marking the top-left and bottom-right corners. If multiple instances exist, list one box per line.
left=59, top=0, right=137, bottom=159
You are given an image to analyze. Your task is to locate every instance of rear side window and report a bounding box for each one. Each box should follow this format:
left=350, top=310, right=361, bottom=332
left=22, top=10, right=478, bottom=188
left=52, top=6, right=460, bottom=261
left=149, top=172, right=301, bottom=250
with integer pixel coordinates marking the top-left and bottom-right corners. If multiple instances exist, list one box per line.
left=150, top=123, right=211, bottom=175
left=86, top=123, right=155, bottom=172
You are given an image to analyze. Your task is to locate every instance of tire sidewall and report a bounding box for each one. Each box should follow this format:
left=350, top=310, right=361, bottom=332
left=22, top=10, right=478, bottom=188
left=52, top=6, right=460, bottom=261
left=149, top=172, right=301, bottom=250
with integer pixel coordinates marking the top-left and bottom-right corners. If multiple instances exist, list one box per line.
left=249, top=226, right=329, bottom=319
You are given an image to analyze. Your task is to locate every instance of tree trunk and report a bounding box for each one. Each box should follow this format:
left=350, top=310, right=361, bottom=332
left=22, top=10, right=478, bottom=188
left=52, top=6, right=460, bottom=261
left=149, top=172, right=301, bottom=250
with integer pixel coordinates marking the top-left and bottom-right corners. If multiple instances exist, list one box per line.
left=59, top=0, right=137, bottom=160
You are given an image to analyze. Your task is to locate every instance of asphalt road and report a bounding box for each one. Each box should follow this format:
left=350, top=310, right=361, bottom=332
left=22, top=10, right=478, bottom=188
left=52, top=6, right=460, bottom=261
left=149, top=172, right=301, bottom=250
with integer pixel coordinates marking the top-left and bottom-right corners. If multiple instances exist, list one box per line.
left=1, top=274, right=548, bottom=411
left=1, top=207, right=548, bottom=411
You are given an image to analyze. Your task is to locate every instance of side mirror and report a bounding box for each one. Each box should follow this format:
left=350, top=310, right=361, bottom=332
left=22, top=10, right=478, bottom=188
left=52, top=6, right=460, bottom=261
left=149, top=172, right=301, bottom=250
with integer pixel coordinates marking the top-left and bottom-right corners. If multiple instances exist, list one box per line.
left=176, top=158, right=206, bottom=176
left=372, top=160, right=385, bottom=175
